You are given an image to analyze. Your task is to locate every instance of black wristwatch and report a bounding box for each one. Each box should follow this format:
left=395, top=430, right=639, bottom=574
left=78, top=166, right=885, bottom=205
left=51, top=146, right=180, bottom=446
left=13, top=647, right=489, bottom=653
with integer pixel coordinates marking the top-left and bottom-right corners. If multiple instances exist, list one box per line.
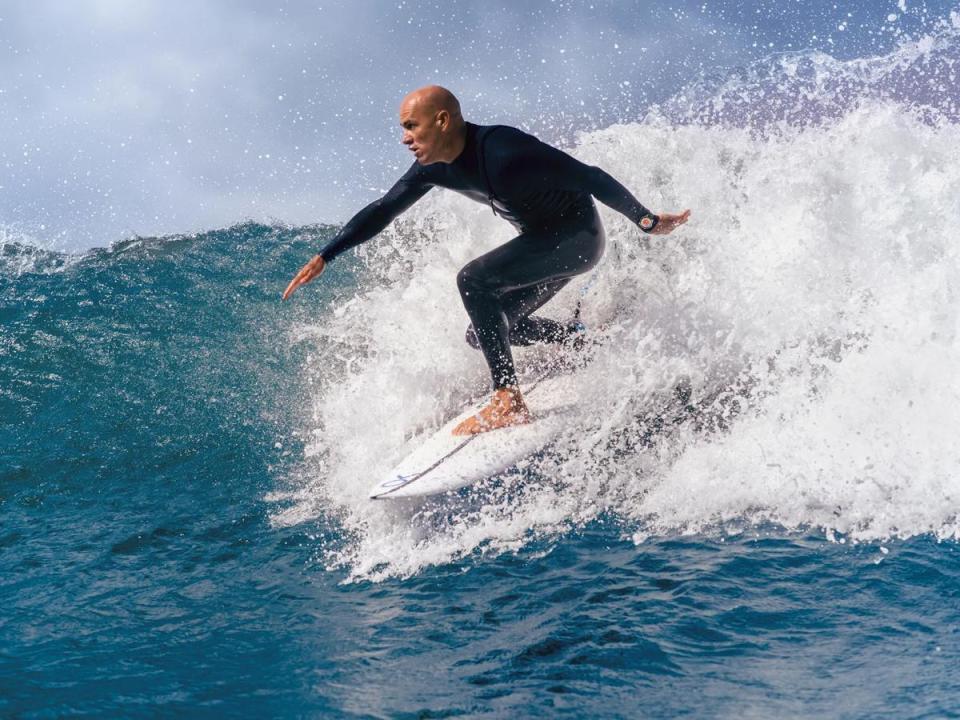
left=638, top=213, right=660, bottom=233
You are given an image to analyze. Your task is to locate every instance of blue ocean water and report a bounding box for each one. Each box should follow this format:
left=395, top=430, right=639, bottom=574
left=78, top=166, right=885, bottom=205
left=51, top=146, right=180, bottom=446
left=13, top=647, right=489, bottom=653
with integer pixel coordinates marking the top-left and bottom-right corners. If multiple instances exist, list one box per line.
left=5, top=20, right=960, bottom=718
left=3, top=220, right=959, bottom=718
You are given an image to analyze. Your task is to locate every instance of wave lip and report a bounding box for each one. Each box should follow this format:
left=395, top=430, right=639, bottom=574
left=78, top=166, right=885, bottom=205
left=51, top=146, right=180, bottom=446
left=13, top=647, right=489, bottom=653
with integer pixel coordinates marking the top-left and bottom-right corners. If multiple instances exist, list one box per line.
left=659, top=15, right=960, bottom=129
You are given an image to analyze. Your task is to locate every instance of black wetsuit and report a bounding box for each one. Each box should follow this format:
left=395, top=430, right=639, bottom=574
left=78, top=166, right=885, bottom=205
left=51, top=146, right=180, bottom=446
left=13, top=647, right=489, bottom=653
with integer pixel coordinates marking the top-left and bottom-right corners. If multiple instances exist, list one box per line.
left=320, top=122, right=658, bottom=389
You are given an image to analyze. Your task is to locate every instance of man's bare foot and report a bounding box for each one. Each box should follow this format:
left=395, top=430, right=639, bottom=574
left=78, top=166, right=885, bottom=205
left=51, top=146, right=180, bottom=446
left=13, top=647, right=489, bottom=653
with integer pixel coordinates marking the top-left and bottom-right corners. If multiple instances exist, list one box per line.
left=452, top=387, right=532, bottom=436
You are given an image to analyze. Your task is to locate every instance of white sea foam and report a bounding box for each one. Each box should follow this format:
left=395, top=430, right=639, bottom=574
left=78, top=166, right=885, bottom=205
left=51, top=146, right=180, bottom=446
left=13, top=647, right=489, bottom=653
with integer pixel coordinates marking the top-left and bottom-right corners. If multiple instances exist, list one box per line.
left=271, top=25, right=960, bottom=581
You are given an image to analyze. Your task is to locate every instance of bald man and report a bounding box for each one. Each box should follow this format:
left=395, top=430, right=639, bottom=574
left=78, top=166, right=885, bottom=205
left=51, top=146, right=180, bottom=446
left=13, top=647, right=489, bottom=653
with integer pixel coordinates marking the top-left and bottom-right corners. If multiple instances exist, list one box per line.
left=284, top=86, right=690, bottom=435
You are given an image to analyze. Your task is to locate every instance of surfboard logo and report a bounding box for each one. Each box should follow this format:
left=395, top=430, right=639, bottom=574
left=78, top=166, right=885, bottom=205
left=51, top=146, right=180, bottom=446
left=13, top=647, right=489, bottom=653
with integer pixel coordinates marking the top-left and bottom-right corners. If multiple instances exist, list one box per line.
left=380, top=474, right=418, bottom=489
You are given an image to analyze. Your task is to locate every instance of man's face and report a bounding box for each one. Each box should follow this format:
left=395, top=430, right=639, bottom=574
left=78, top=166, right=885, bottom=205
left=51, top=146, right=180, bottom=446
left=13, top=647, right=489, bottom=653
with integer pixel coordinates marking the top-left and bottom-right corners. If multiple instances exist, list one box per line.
left=399, top=99, right=442, bottom=165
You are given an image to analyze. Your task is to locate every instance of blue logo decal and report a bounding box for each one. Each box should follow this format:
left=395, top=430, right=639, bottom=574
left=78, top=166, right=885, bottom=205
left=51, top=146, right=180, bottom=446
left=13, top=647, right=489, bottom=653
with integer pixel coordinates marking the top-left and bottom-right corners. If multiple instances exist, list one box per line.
left=381, top=474, right=417, bottom=489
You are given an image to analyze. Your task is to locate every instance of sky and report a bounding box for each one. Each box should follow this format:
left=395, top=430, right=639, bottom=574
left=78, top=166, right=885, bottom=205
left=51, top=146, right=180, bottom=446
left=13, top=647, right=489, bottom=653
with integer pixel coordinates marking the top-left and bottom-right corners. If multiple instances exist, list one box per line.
left=1, top=0, right=956, bottom=250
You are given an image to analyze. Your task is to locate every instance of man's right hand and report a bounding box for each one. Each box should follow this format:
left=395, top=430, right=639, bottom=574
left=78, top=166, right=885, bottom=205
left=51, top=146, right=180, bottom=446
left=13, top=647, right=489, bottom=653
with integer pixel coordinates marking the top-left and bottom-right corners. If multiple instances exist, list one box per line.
left=282, top=254, right=326, bottom=301
left=650, top=209, right=691, bottom=235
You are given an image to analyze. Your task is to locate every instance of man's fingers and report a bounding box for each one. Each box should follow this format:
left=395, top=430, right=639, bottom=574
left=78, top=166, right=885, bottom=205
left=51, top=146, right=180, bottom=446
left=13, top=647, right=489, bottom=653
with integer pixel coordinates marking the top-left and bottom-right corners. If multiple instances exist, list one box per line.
left=282, top=277, right=302, bottom=301
left=282, top=270, right=308, bottom=301
left=651, top=209, right=691, bottom=234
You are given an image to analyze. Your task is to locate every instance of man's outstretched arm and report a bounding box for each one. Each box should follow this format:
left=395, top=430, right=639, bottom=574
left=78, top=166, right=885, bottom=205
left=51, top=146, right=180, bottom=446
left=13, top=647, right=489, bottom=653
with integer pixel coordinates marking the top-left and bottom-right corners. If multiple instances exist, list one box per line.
left=283, top=165, right=432, bottom=300
left=505, top=132, right=690, bottom=234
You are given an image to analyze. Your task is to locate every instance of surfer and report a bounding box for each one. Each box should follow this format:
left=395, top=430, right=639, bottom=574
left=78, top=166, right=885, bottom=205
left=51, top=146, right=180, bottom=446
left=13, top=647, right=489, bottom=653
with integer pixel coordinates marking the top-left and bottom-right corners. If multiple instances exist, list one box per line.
left=283, top=85, right=690, bottom=435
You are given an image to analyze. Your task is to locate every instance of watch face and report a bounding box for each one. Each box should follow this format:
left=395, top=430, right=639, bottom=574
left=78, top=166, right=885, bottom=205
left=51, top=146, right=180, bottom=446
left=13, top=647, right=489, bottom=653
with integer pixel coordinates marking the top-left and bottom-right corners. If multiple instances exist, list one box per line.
left=640, top=216, right=655, bottom=230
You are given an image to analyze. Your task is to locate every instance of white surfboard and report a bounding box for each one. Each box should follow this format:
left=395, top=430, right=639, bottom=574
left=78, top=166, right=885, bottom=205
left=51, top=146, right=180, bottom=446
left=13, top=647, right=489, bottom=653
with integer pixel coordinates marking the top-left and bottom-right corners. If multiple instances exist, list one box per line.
left=369, top=373, right=577, bottom=499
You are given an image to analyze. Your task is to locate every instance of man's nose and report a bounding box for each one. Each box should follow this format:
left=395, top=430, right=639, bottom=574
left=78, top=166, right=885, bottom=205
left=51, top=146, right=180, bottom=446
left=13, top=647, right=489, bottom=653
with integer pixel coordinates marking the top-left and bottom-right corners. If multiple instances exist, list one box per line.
left=402, top=132, right=412, bottom=145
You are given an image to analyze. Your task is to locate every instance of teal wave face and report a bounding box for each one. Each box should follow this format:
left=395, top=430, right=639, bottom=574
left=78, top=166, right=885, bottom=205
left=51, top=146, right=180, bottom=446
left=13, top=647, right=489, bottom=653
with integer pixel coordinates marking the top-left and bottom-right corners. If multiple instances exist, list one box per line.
left=0, top=222, right=348, bottom=494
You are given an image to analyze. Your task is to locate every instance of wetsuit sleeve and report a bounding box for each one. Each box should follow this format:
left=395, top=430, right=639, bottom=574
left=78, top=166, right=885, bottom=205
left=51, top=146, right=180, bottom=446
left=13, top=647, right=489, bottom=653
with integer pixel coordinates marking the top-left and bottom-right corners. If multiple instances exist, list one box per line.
left=504, top=133, right=659, bottom=230
left=319, top=163, right=433, bottom=263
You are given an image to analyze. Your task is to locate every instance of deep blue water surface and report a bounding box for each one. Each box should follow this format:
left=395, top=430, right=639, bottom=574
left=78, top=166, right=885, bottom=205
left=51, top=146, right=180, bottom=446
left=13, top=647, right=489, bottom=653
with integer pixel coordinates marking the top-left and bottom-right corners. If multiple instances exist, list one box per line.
left=2, top=227, right=959, bottom=718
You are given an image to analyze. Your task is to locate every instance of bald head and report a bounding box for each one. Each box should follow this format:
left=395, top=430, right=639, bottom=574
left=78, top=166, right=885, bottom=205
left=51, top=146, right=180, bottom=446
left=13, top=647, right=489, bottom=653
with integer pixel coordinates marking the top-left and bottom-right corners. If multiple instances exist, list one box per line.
left=401, top=85, right=463, bottom=124
left=399, top=85, right=467, bottom=165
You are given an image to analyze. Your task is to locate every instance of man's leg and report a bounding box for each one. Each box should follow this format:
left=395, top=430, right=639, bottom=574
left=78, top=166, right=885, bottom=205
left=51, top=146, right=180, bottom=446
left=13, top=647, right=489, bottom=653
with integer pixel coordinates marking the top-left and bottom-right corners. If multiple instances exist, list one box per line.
left=453, top=202, right=605, bottom=434
left=463, top=278, right=574, bottom=350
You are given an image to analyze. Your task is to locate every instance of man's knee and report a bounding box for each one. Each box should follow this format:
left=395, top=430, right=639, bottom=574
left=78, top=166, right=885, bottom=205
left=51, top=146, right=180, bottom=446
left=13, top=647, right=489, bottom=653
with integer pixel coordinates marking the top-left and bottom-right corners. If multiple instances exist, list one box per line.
left=457, top=259, right=501, bottom=298
left=456, top=263, right=478, bottom=295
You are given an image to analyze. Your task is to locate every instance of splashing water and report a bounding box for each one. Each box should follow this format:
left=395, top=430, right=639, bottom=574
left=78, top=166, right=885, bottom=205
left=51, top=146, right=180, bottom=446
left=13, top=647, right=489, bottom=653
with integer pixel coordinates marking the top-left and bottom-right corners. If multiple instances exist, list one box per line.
left=269, top=22, right=960, bottom=582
